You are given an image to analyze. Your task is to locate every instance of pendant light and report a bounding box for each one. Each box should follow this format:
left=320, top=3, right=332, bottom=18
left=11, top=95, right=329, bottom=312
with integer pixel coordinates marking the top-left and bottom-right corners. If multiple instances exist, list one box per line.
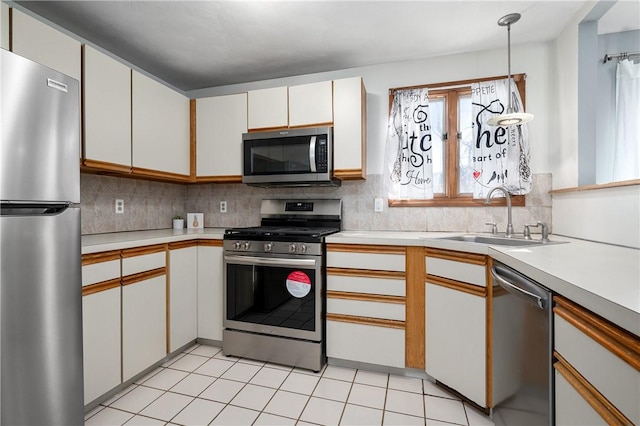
left=486, top=13, right=534, bottom=127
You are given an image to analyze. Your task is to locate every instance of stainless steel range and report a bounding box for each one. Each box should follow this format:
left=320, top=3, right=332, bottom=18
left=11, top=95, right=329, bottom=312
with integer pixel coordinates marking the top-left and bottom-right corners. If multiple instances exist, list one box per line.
left=223, top=199, right=342, bottom=372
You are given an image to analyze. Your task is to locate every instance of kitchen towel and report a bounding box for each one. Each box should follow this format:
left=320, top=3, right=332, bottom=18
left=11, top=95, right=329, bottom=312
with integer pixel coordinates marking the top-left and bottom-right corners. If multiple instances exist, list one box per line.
left=471, top=78, right=531, bottom=199
left=384, top=87, right=435, bottom=200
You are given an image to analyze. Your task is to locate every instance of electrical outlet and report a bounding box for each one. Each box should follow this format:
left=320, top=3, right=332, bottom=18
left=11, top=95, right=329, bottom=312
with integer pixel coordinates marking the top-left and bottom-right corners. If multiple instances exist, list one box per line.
left=220, top=201, right=227, bottom=213
left=374, top=198, right=384, bottom=212
left=115, top=199, right=124, bottom=214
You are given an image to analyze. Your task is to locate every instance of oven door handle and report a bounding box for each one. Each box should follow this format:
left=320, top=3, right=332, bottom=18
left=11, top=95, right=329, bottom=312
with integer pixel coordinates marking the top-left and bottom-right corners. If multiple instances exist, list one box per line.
left=224, top=254, right=317, bottom=268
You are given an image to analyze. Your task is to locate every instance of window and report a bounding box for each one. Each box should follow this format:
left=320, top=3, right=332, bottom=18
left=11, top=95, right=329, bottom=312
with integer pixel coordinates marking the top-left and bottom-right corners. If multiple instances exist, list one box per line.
left=388, top=74, right=526, bottom=207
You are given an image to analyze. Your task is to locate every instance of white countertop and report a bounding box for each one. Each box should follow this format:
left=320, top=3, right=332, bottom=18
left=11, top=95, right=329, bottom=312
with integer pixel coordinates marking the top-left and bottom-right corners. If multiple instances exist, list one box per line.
left=82, top=228, right=640, bottom=337
left=327, top=231, right=640, bottom=337
left=81, top=228, right=225, bottom=254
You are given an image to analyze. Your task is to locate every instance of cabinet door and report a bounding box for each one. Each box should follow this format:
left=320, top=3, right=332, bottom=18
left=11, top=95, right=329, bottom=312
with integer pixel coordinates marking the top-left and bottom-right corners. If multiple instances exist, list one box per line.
left=83, top=286, right=121, bottom=405
left=333, top=77, right=366, bottom=179
left=555, top=370, right=606, bottom=426
left=327, top=321, right=405, bottom=368
left=11, top=9, right=81, bottom=81
left=122, top=275, right=167, bottom=381
left=132, top=71, right=190, bottom=178
left=83, top=45, right=131, bottom=171
left=288, top=81, right=333, bottom=127
left=197, top=244, right=224, bottom=341
left=426, top=283, right=486, bottom=407
left=247, top=86, right=288, bottom=130
left=196, top=93, right=247, bottom=179
left=1, top=4, right=9, bottom=50
left=169, top=246, right=198, bottom=352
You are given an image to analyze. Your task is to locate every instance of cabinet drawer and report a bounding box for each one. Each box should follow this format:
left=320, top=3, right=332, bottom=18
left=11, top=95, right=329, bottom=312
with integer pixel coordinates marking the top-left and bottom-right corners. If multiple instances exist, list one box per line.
left=425, top=256, right=485, bottom=287
left=327, top=320, right=405, bottom=368
left=328, top=251, right=405, bottom=272
left=122, top=251, right=165, bottom=276
left=555, top=369, right=605, bottom=426
left=82, top=259, right=120, bottom=287
left=327, top=274, right=405, bottom=297
left=327, top=298, right=405, bottom=321
left=555, top=313, right=640, bottom=423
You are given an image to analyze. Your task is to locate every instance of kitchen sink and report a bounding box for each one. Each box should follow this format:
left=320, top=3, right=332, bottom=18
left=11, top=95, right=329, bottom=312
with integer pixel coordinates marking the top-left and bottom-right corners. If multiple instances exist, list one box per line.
left=437, top=234, right=562, bottom=246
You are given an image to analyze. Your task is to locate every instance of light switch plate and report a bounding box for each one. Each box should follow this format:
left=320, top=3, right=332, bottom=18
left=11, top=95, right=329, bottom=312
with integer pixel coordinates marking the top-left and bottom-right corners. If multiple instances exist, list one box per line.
left=374, top=198, right=384, bottom=212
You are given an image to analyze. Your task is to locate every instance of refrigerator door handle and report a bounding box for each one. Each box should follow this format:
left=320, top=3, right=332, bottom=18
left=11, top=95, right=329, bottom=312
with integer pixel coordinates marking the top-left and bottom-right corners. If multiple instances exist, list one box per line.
left=1, top=203, right=69, bottom=216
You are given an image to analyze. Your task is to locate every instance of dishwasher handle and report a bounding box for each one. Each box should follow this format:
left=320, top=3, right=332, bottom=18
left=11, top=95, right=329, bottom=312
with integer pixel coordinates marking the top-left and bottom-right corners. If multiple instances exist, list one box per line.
left=491, top=265, right=549, bottom=310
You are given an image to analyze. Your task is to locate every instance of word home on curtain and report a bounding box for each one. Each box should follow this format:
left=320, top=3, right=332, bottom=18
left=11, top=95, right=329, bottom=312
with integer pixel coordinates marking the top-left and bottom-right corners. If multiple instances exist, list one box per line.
left=385, top=88, right=435, bottom=200
left=471, top=78, right=531, bottom=199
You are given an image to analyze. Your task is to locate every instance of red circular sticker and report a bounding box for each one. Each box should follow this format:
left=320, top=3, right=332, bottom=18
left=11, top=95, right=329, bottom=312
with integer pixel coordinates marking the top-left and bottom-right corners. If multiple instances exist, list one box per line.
left=286, top=271, right=311, bottom=298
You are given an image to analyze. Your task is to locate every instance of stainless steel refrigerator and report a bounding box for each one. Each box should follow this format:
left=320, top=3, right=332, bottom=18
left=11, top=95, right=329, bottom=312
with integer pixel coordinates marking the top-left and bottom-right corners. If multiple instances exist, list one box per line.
left=0, top=49, right=83, bottom=425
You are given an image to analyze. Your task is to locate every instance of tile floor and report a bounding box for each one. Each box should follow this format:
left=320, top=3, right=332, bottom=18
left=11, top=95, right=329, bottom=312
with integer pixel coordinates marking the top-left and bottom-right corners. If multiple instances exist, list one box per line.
left=85, top=343, right=495, bottom=426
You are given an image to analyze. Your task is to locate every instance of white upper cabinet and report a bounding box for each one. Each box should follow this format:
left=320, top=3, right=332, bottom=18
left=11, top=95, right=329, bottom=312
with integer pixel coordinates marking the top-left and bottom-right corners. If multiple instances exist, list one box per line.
left=83, top=45, right=131, bottom=171
left=11, top=9, right=81, bottom=81
left=247, top=86, right=288, bottom=130
left=288, top=81, right=333, bottom=127
left=1, top=4, right=9, bottom=50
left=196, top=93, right=247, bottom=180
left=333, top=77, right=366, bottom=178
left=132, top=71, right=190, bottom=178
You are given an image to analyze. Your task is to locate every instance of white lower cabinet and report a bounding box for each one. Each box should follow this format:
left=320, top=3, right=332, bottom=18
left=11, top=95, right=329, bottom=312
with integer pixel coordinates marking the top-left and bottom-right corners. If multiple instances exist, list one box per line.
left=169, top=244, right=198, bottom=352
left=82, top=286, right=121, bottom=405
left=122, top=275, right=167, bottom=381
left=197, top=243, right=224, bottom=341
left=555, top=371, right=604, bottom=425
left=327, top=321, right=405, bottom=368
left=426, top=283, right=486, bottom=407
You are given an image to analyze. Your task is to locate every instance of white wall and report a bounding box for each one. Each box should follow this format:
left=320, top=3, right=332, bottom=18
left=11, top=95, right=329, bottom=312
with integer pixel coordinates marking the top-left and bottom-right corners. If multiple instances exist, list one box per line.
left=187, top=42, right=554, bottom=177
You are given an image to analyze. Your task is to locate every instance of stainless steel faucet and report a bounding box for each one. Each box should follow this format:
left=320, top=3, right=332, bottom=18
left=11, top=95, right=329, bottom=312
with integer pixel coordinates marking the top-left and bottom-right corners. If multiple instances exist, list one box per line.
left=485, top=186, right=514, bottom=237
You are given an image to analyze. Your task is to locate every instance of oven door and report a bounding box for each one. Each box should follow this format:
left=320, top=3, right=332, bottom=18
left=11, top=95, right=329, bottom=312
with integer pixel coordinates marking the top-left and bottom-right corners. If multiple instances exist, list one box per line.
left=224, top=253, right=323, bottom=341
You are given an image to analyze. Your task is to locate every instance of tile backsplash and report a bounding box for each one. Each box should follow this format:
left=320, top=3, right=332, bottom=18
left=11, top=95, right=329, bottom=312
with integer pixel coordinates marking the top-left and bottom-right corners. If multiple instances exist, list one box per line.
left=81, top=173, right=552, bottom=235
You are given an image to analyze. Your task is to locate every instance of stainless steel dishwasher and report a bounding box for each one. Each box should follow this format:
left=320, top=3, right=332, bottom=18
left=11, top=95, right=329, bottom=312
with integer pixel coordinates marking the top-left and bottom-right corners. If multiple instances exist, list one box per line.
left=491, top=262, right=554, bottom=426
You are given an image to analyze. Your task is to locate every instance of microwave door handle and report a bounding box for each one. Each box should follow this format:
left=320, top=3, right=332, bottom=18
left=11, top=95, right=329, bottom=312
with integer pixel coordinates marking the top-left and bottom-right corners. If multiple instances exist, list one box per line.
left=309, top=136, right=317, bottom=172
left=225, top=254, right=317, bottom=268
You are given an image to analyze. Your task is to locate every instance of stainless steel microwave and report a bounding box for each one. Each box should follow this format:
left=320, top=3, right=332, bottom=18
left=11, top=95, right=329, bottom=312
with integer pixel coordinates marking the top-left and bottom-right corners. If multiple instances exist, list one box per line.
left=242, top=126, right=340, bottom=187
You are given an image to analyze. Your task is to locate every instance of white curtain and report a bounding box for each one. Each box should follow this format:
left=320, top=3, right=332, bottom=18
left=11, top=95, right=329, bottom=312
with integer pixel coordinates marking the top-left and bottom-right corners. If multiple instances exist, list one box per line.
left=613, top=59, right=640, bottom=181
left=384, top=88, right=434, bottom=199
left=471, top=78, right=531, bottom=199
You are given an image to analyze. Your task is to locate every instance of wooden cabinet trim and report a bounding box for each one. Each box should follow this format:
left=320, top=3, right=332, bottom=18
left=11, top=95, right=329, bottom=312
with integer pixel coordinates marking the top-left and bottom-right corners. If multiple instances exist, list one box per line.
left=405, top=246, right=426, bottom=370
left=289, top=122, right=333, bottom=130
left=554, top=352, right=632, bottom=425
left=327, top=243, right=406, bottom=255
left=327, top=267, right=404, bottom=280
left=554, top=296, right=640, bottom=371
left=82, top=250, right=121, bottom=265
left=426, top=274, right=487, bottom=298
left=131, top=166, right=190, bottom=182
left=327, top=313, right=405, bottom=330
left=189, top=99, right=197, bottom=182
left=121, top=244, right=167, bottom=258
left=83, top=159, right=132, bottom=174
left=122, top=267, right=166, bottom=286
left=82, top=278, right=121, bottom=296
left=485, top=257, right=494, bottom=408
left=334, top=169, right=365, bottom=180
left=197, top=239, right=224, bottom=247
left=327, top=290, right=405, bottom=304
left=425, top=248, right=487, bottom=265
left=168, top=240, right=199, bottom=250
left=195, top=175, right=243, bottom=184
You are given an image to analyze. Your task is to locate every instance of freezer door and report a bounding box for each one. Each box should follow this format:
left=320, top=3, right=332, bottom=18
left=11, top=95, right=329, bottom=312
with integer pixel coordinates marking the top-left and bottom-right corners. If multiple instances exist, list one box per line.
left=1, top=206, right=83, bottom=425
left=0, top=49, right=80, bottom=203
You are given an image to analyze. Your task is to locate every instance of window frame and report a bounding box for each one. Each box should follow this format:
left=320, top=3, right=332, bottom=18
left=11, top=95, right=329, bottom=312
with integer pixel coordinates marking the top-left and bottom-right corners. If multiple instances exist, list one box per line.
left=387, top=74, right=527, bottom=207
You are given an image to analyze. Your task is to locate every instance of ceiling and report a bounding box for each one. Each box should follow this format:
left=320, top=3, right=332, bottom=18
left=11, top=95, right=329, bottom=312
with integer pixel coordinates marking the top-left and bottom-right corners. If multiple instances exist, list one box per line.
left=14, top=1, right=601, bottom=92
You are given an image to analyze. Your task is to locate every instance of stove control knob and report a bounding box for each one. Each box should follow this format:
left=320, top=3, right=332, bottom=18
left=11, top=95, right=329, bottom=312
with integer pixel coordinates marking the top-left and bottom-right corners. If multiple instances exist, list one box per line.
left=243, top=241, right=251, bottom=250
left=264, top=242, right=273, bottom=252
left=289, top=243, right=297, bottom=253
left=300, top=244, right=308, bottom=253
left=233, top=241, right=242, bottom=250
